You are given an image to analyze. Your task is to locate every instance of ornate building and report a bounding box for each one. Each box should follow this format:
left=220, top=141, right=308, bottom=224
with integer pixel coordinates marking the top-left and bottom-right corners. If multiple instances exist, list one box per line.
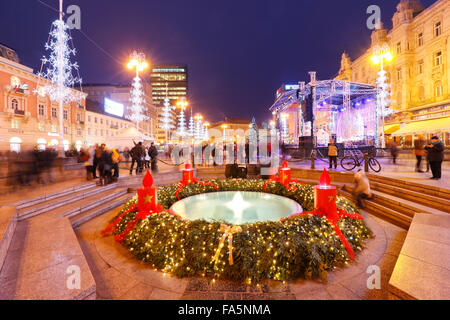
left=0, top=45, right=87, bottom=153
left=336, top=0, right=450, bottom=146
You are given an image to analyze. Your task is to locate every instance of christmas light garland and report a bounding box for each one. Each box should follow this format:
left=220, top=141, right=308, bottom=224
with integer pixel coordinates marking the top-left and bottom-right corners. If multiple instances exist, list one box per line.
left=104, top=179, right=372, bottom=283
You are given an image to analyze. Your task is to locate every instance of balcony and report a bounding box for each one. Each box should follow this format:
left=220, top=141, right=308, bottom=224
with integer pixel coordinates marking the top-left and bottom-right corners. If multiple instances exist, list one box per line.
left=14, top=109, right=25, bottom=116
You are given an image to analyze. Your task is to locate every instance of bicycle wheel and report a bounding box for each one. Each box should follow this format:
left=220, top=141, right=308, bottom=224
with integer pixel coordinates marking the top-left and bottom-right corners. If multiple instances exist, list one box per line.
left=341, top=156, right=357, bottom=171
left=369, top=158, right=381, bottom=173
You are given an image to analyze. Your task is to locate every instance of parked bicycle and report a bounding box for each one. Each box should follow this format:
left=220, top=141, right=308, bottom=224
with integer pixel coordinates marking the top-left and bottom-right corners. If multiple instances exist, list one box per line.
left=340, top=149, right=381, bottom=173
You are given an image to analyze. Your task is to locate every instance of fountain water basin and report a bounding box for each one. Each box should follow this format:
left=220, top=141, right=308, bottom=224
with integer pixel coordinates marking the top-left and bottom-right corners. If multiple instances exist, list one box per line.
left=170, top=191, right=303, bottom=225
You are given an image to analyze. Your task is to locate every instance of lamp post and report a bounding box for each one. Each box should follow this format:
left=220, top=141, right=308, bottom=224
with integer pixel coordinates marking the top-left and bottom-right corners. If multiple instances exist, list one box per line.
left=371, top=43, right=393, bottom=149
left=127, top=51, right=149, bottom=132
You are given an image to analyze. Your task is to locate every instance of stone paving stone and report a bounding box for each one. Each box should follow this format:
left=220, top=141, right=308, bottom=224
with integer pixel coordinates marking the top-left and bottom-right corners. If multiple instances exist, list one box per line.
left=241, top=293, right=272, bottom=300
left=208, top=280, right=247, bottom=292
left=292, top=288, right=334, bottom=300
left=117, top=282, right=154, bottom=300
left=325, top=283, right=361, bottom=300
left=181, top=291, right=225, bottom=300
left=225, top=292, right=243, bottom=300
left=186, top=279, right=210, bottom=291
left=400, top=237, right=450, bottom=271
left=389, top=254, right=450, bottom=300
left=148, top=287, right=183, bottom=300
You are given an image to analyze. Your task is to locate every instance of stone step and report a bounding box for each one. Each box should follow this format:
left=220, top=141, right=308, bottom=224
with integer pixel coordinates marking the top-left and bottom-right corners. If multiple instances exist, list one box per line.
left=367, top=174, right=450, bottom=201
left=388, top=213, right=450, bottom=300
left=338, top=188, right=412, bottom=230
left=0, top=207, right=17, bottom=273
left=341, top=185, right=431, bottom=217
left=18, top=183, right=118, bottom=221
left=0, top=217, right=96, bottom=300
left=8, top=181, right=97, bottom=210
left=70, top=193, right=133, bottom=229
left=370, top=181, right=450, bottom=214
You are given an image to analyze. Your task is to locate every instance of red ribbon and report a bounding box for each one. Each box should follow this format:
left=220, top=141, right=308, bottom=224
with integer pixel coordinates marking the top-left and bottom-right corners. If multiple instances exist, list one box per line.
left=281, top=208, right=363, bottom=261
left=101, top=204, right=137, bottom=236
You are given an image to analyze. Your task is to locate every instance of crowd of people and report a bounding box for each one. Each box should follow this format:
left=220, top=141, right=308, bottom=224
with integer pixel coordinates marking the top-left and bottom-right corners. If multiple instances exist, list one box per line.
left=78, top=141, right=160, bottom=186
left=1, top=148, right=58, bottom=188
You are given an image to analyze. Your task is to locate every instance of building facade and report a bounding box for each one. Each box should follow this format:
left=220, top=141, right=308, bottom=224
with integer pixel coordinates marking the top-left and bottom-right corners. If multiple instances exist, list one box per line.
left=336, top=0, right=450, bottom=147
left=83, top=83, right=157, bottom=139
left=0, top=46, right=87, bottom=153
left=150, top=65, right=188, bottom=142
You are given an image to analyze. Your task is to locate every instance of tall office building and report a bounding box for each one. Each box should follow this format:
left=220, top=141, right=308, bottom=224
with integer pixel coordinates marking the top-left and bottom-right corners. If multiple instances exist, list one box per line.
left=150, top=65, right=188, bottom=142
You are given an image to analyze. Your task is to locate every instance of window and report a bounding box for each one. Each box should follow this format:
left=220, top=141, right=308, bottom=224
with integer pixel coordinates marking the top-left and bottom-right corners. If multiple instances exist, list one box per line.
left=11, top=119, right=20, bottom=129
left=435, top=82, right=443, bottom=97
left=418, top=60, right=424, bottom=74
left=419, top=86, right=425, bottom=101
left=418, top=33, right=423, bottom=46
left=95, top=129, right=98, bottom=136
left=88, top=115, right=91, bottom=122
left=88, top=128, right=91, bottom=135
left=435, top=51, right=442, bottom=66
left=51, top=124, right=57, bottom=133
left=52, top=107, right=57, bottom=118
left=106, top=120, right=109, bottom=126
left=100, top=130, right=103, bottom=136
left=435, top=21, right=442, bottom=37
left=397, top=68, right=402, bottom=80
left=38, top=123, right=45, bottom=132
left=76, top=113, right=81, bottom=122
left=396, top=42, right=401, bottom=54
left=38, top=104, right=45, bottom=116
left=77, top=128, right=82, bottom=136
left=94, top=117, right=97, bottom=123
left=64, top=127, right=68, bottom=134
left=100, top=119, right=103, bottom=125
left=63, top=110, right=68, bottom=120
left=11, top=99, right=19, bottom=110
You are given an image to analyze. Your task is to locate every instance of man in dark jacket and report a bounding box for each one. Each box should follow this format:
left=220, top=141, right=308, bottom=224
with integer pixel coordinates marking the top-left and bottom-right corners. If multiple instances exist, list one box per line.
left=425, top=136, right=445, bottom=180
left=149, top=142, right=159, bottom=172
left=129, top=141, right=145, bottom=175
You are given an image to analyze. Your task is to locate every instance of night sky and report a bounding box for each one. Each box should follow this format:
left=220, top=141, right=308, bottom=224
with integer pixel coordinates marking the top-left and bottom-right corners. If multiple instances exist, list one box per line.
left=0, top=0, right=436, bottom=124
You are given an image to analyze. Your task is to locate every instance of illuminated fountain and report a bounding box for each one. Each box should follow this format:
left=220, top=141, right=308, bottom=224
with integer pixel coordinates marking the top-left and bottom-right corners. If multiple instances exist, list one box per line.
left=170, top=191, right=302, bottom=225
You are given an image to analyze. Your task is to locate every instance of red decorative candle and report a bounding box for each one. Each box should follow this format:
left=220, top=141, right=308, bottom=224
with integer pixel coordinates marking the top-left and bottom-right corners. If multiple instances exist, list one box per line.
left=279, top=160, right=291, bottom=185
left=137, top=171, right=158, bottom=211
left=182, top=163, right=195, bottom=184
left=314, top=168, right=338, bottom=220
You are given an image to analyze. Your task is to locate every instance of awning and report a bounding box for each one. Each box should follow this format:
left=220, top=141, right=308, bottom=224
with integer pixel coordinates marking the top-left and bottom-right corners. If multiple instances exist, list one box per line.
left=392, top=117, right=450, bottom=136
left=384, top=124, right=400, bottom=135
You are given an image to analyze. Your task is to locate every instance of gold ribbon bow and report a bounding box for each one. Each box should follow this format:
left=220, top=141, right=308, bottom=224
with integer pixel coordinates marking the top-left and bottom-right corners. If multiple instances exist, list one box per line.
left=213, top=224, right=243, bottom=266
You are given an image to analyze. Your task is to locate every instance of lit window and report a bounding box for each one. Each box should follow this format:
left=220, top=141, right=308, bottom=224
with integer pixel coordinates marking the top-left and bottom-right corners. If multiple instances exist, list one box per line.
left=51, top=125, right=57, bottom=133
left=38, top=123, right=45, bottom=132
left=435, top=51, right=442, bottom=66
left=418, top=33, right=423, bottom=46
left=11, top=119, right=20, bottom=129
left=418, top=60, right=424, bottom=74
left=397, top=68, right=402, bottom=80
left=435, top=21, right=442, bottom=37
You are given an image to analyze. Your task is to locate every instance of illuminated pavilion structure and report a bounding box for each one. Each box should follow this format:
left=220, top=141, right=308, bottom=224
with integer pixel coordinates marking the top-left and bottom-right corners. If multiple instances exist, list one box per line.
left=270, top=72, right=380, bottom=148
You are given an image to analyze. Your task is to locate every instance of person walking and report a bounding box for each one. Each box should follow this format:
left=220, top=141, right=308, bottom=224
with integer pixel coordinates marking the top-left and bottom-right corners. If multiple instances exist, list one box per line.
left=425, top=136, right=444, bottom=180
left=129, top=141, right=144, bottom=175
left=414, top=135, right=426, bottom=173
left=149, top=142, right=159, bottom=173
left=328, top=139, right=338, bottom=170
left=390, top=141, right=399, bottom=164
left=111, top=148, right=122, bottom=181
left=353, top=169, right=373, bottom=209
left=93, top=144, right=101, bottom=179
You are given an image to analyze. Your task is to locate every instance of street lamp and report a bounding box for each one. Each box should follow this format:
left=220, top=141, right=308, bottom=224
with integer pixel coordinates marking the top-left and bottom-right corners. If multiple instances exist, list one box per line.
left=371, top=43, right=393, bottom=149
left=127, top=51, right=149, bottom=131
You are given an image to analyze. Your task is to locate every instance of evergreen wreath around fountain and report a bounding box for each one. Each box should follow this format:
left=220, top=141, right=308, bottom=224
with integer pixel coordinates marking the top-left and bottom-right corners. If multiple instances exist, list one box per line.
left=106, top=179, right=372, bottom=284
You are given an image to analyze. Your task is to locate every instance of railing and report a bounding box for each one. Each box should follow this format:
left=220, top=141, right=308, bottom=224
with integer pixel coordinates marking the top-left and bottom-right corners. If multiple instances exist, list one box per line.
left=14, top=109, right=25, bottom=116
